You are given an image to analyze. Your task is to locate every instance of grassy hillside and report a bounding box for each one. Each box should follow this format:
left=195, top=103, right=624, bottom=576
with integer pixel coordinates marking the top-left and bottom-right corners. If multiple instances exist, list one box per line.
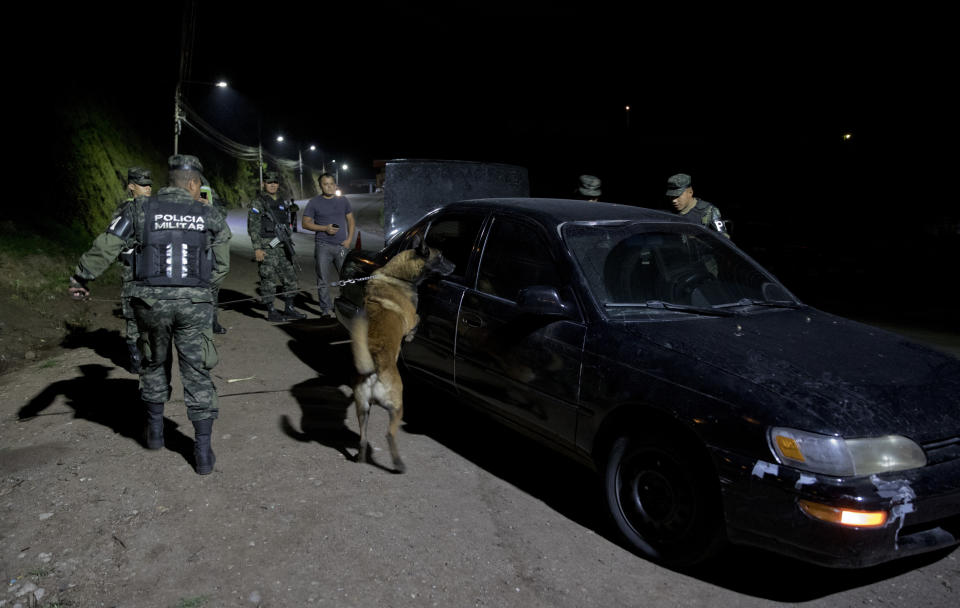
left=0, top=94, right=267, bottom=374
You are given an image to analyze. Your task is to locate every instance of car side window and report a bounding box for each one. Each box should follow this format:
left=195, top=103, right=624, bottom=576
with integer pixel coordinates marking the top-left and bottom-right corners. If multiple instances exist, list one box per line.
left=393, top=224, right=427, bottom=253
left=424, top=215, right=484, bottom=280
left=476, top=218, right=560, bottom=301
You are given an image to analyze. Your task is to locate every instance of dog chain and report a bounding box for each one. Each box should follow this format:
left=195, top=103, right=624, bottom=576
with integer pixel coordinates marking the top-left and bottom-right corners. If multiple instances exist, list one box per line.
left=330, top=275, right=376, bottom=287
left=71, top=278, right=375, bottom=307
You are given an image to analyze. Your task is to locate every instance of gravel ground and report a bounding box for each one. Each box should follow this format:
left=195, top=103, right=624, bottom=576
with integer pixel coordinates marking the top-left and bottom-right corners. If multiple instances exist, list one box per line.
left=2, top=195, right=958, bottom=607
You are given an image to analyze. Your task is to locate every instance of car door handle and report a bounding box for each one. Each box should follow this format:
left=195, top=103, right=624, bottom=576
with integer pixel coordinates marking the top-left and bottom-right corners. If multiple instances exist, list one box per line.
left=460, top=313, right=485, bottom=328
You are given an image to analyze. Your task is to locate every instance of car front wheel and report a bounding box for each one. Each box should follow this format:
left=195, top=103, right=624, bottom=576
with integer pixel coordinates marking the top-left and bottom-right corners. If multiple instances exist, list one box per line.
left=604, top=433, right=724, bottom=567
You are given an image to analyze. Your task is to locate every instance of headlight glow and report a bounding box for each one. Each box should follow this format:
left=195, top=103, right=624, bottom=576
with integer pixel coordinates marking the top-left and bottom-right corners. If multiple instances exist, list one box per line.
left=798, top=500, right=888, bottom=528
left=768, top=427, right=926, bottom=477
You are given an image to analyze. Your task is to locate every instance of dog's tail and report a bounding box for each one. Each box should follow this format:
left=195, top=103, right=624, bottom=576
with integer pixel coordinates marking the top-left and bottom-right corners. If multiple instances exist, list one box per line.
left=349, top=311, right=376, bottom=376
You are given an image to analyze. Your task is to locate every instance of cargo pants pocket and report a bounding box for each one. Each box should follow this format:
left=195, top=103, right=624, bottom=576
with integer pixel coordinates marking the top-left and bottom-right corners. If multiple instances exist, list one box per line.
left=201, top=328, right=219, bottom=370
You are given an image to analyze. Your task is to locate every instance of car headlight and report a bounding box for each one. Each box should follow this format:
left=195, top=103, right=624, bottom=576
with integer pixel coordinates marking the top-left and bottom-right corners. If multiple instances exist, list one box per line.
left=768, top=427, right=927, bottom=477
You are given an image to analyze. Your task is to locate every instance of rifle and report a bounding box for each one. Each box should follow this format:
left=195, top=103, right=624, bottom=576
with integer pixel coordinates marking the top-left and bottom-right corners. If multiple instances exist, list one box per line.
left=262, top=199, right=302, bottom=272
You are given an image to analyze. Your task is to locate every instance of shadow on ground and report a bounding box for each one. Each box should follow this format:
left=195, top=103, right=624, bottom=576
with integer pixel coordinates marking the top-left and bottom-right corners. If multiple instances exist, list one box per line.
left=256, top=311, right=960, bottom=598
left=689, top=542, right=957, bottom=601
left=275, top=318, right=362, bottom=462
left=400, top=379, right=959, bottom=601
left=17, top=363, right=197, bottom=466
left=219, top=288, right=325, bottom=321
left=60, top=327, right=129, bottom=371
left=217, top=288, right=265, bottom=321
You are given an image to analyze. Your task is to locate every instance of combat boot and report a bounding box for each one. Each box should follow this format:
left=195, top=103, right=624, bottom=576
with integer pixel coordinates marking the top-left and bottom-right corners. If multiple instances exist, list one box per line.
left=126, top=341, right=142, bottom=374
left=212, top=310, right=227, bottom=334
left=192, top=418, right=216, bottom=475
left=282, top=297, right=306, bottom=320
left=144, top=401, right=165, bottom=449
left=266, top=302, right=285, bottom=322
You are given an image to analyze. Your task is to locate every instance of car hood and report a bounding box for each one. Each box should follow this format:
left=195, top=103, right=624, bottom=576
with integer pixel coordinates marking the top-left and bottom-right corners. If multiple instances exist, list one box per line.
left=613, top=309, right=960, bottom=442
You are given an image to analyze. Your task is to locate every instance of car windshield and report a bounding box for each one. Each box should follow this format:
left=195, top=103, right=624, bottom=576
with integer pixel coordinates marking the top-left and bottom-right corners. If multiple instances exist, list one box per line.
left=562, top=221, right=798, bottom=316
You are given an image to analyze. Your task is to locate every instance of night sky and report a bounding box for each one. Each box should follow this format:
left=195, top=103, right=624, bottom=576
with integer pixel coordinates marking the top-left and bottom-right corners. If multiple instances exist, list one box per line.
left=37, top=3, right=945, bottom=193
left=38, top=3, right=950, bottom=182
left=24, top=1, right=957, bottom=327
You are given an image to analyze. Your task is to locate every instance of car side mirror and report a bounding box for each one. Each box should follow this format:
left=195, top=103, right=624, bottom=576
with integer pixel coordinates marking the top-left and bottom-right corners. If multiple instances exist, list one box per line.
left=516, top=285, right=574, bottom=317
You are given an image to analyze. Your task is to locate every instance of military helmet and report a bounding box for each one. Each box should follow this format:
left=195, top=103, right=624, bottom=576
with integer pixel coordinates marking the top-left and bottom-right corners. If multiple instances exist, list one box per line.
left=666, top=173, right=692, bottom=197
left=127, top=166, right=152, bottom=186
left=168, top=154, right=204, bottom=173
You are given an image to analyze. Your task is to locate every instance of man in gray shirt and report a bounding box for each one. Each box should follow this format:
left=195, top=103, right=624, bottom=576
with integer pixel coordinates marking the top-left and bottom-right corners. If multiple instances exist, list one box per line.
left=302, top=173, right=355, bottom=317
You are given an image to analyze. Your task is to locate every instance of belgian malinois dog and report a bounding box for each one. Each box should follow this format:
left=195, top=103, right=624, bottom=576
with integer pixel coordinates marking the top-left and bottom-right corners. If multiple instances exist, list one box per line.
left=350, top=236, right=455, bottom=472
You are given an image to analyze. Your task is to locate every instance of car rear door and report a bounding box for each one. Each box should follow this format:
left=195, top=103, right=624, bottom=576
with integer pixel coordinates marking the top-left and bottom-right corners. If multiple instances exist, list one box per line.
left=454, top=215, right=585, bottom=443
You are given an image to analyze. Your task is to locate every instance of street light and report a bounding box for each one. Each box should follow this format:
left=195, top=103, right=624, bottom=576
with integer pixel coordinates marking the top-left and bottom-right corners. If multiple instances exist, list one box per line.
left=330, top=160, right=349, bottom=195
left=275, top=135, right=322, bottom=198
left=173, top=79, right=229, bottom=155
left=331, top=160, right=348, bottom=185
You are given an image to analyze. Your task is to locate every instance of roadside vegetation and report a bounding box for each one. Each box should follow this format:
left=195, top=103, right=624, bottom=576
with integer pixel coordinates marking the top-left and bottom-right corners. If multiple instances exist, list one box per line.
left=0, top=221, right=124, bottom=375
left=0, top=94, right=265, bottom=377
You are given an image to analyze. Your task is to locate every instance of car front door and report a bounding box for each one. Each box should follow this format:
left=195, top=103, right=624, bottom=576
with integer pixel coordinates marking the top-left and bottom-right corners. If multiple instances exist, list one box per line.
left=400, top=212, right=486, bottom=387
left=454, top=216, right=585, bottom=444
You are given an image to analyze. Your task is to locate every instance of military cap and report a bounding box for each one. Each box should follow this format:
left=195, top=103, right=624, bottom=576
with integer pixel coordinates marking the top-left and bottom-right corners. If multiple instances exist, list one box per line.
left=264, top=170, right=280, bottom=184
left=127, top=166, right=152, bottom=186
left=168, top=154, right=204, bottom=173
left=578, top=174, right=602, bottom=198
left=666, top=173, right=692, bottom=197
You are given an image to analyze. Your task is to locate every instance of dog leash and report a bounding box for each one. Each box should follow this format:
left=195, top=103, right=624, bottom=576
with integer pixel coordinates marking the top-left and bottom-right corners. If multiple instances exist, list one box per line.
left=71, top=281, right=373, bottom=308
left=330, top=276, right=377, bottom=287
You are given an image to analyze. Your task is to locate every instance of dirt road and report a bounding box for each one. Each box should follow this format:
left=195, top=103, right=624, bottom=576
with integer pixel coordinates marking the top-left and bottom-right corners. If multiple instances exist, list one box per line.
left=2, top=195, right=958, bottom=607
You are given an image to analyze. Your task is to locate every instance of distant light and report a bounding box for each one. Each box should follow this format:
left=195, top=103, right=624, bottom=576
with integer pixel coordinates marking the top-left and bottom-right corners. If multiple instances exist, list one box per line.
left=843, top=133, right=853, bottom=141
left=276, top=135, right=285, bottom=142
left=342, top=164, right=348, bottom=171
left=335, top=189, right=342, bottom=196
left=309, top=145, right=316, bottom=151
left=216, top=81, right=228, bottom=88
left=625, top=105, right=630, bottom=111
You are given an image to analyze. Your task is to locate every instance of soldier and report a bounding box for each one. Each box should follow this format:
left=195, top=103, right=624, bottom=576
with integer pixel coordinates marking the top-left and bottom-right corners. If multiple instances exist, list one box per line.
left=576, top=174, right=602, bottom=202
left=247, top=170, right=306, bottom=321
left=68, top=154, right=231, bottom=475
left=117, top=167, right=153, bottom=372
left=200, top=182, right=230, bottom=334
left=666, top=173, right=730, bottom=238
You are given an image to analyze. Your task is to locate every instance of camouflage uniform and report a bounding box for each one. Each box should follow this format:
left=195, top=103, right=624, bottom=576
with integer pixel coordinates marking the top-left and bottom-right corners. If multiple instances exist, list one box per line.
left=114, top=167, right=153, bottom=371
left=114, top=196, right=139, bottom=342
left=201, top=182, right=231, bottom=334
left=72, top=159, right=230, bottom=423
left=666, top=173, right=730, bottom=238
left=247, top=174, right=303, bottom=320
left=682, top=198, right=728, bottom=237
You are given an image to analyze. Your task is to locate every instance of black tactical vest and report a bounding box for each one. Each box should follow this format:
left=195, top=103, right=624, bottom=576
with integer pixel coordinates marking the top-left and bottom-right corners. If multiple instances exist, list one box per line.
left=258, top=196, right=282, bottom=238
left=135, top=197, right=213, bottom=287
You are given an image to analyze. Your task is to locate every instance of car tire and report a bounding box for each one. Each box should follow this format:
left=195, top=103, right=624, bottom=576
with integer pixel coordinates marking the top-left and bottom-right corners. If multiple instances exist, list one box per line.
left=603, top=432, right=725, bottom=568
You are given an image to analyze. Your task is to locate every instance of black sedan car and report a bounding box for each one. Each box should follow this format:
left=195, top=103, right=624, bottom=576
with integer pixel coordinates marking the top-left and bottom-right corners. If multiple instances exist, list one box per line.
left=334, top=198, right=960, bottom=569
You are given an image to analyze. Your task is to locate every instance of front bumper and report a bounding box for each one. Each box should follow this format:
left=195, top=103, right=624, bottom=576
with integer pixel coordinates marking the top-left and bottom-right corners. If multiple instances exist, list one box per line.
left=713, top=446, right=960, bottom=568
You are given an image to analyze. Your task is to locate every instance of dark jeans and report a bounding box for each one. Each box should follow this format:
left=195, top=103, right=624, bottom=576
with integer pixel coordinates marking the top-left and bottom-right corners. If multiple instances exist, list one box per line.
left=314, top=241, right=347, bottom=311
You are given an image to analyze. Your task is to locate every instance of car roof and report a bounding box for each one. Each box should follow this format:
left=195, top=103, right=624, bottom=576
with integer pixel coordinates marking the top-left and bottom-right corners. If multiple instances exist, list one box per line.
left=437, top=198, right=691, bottom=227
